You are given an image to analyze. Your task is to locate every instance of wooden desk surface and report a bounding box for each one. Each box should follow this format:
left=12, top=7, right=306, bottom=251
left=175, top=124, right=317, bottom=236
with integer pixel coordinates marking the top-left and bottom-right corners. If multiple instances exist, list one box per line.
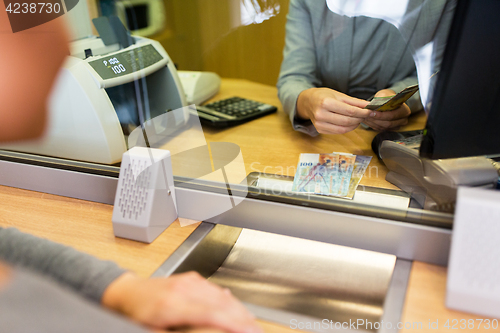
left=201, top=79, right=426, bottom=190
left=0, top=79, right=493, bottom=332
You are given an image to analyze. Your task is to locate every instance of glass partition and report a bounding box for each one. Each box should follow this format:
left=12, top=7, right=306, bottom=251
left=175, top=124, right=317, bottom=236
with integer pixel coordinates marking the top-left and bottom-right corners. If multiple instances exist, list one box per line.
left=4, top=0, right=485, bottom=230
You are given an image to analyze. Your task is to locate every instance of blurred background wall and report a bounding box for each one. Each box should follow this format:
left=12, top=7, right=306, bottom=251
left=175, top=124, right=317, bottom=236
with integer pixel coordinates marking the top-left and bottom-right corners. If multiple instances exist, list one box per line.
left=147, top=0, right=289, bottom=86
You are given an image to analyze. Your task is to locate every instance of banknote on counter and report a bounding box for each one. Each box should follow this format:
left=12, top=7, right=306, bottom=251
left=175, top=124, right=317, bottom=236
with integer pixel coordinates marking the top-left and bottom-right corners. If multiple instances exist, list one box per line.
left=291, top=153, right=338, bottom=194
left=291, top=153, right=317, bottom=194
left=343, top=155, right=372, bottom=199
left=365, top=84, right=419, bottom=111
left=292, top=153, right=372, bottom=199
left=292, top=153, right=359, bottom=197
left=337, top=154, right=356, bottom=197
left=316, top=154, right=340, bottom=195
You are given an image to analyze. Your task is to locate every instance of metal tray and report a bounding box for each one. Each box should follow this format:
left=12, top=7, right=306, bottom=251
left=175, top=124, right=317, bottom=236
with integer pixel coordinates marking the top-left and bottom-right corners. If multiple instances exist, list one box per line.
left=153, top=222, right=412, bottom=333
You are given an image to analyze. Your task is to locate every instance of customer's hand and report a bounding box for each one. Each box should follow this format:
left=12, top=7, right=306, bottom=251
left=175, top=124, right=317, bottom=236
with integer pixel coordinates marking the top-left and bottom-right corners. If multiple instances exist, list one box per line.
left=362, top=89, right=411, bottom=131
left=0, top=17, right=69, bottom=142
left=166, top=328, right=228, bottom=333
left=0, top=261, right=12, bottom=290
left=102, top=272, right=262, bottom=333
left=296, top=88, right=371, bottom=134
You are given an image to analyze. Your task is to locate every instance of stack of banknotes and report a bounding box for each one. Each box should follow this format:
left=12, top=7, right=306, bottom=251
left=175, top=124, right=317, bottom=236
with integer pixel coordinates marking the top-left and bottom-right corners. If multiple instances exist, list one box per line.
left=291, top=153, right=372, bottom=199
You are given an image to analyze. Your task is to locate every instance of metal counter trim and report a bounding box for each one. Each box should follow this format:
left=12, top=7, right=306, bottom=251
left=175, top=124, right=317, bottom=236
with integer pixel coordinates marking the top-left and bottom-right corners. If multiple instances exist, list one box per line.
left=0, top=156, right=452, bottom=265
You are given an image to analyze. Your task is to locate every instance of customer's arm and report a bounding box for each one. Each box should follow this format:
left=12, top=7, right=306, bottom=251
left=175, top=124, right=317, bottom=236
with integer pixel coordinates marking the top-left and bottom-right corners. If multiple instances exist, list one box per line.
left=277, top=0, right=370, bottom=136
left=0, top=227, right=260, bottom=333
left=0, top=262, right=151, bottom=333
left=0, top=227, right=126, bottom=303
left=276, top=0, right=321, bottom=135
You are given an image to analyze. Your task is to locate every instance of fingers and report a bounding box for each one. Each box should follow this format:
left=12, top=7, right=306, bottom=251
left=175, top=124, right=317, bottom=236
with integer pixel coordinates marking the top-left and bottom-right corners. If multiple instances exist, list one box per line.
left=362, top=104, right=411, bottom=131
left=312, top=97, right=368, bottom=134
left=297, top=87, right=412, bottom=135
left=310, top=95, right=370, bottom=134
left=374, top=89, right=396, bottom=98
left=162, top=327, right=228, bottom=333
left=315, top=108, right=365, bottom=127
left=369, top=105, right=411, bottom=121
left=314, top=122, right=360, bottom=135
left=112, top=271, right=262, bottom=333
left=363, top=117, right=409, bottom=131
left=321, top=97, right=371, bottom=118
left=179, top=277, right=258, bottom=333
left=188, top=302, right=259, bottom=333
left=338, top=94, right=371, bottom=109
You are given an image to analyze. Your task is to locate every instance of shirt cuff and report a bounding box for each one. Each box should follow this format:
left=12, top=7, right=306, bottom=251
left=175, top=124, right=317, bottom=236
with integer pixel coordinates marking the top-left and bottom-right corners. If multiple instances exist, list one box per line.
left=292, top=115, right=319, bottom=136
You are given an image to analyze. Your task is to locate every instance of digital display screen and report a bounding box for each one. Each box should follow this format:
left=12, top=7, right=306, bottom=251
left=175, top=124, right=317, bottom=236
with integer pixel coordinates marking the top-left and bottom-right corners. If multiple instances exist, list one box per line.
left=106, top=56, right=127, bottom=74
left=89, top=44, right=164, bottom=80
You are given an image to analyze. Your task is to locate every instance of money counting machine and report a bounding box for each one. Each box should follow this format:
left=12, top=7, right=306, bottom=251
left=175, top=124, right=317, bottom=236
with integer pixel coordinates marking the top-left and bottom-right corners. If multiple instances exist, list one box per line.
left=1, top=24, right=188, bottom=164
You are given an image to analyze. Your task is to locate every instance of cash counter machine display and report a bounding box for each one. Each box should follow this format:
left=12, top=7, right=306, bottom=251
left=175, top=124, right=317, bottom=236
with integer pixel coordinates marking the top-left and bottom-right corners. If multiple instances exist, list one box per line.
left=88, top=44, right=170, bottom=136
left=89, top=45, right=164, bottom=80
left=0, top=33, right=187, bottom=165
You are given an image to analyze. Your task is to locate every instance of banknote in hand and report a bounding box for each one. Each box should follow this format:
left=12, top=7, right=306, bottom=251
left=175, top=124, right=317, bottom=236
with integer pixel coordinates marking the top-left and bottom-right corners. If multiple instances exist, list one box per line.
left=364, top=84, right=419, bottom=111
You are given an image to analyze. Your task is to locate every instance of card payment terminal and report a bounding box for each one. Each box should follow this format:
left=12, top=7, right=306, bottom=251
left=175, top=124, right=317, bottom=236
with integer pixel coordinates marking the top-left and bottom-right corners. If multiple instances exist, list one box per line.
left=373, top=131, right=499, bottom=212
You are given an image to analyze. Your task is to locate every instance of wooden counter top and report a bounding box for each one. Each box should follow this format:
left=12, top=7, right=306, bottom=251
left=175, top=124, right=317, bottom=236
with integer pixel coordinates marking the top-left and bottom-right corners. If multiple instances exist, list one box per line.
left=200, top=79, right=426, bottom=190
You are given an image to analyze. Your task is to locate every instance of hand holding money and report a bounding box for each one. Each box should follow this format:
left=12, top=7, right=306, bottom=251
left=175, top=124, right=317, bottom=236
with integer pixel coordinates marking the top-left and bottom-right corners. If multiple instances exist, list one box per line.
left=362, top=89, right=412, bottom=131
left=296, top=88, right=371, bottom=134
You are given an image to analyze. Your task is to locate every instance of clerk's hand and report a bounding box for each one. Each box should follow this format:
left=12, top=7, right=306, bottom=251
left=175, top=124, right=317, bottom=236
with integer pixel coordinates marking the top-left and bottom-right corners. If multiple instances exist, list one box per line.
left=296, top=88, right=371, bottom=134
left=362, top=89, right=411, bottom=131
left=102, top=272, right=262, bottom=333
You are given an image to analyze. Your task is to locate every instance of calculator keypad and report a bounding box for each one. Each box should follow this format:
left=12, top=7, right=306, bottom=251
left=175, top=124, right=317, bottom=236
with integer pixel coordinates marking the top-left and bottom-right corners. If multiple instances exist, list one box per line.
left=195, top=97, right=277, bottom=127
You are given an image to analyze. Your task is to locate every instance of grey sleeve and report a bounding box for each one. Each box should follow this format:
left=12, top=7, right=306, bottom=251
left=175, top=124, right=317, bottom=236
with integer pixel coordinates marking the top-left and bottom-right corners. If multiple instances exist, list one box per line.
left=0, top=227, right=126, bottom=303
left=0, top=268, right=149, bottom=333
left=388, top=75, right=423, bottom=114
left=277, top=0, right=320, bottom=136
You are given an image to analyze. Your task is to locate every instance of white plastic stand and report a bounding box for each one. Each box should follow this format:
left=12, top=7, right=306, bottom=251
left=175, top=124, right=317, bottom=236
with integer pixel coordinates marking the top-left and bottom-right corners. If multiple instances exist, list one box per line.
left=112, top=147, right=177, bottom=243
left=446, top=186, right=500, bottom=318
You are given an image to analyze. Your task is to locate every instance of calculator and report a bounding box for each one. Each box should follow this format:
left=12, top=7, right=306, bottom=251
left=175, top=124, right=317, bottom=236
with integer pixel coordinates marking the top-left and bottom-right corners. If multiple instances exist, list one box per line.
left=191, top=97, right=277, bottom=128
